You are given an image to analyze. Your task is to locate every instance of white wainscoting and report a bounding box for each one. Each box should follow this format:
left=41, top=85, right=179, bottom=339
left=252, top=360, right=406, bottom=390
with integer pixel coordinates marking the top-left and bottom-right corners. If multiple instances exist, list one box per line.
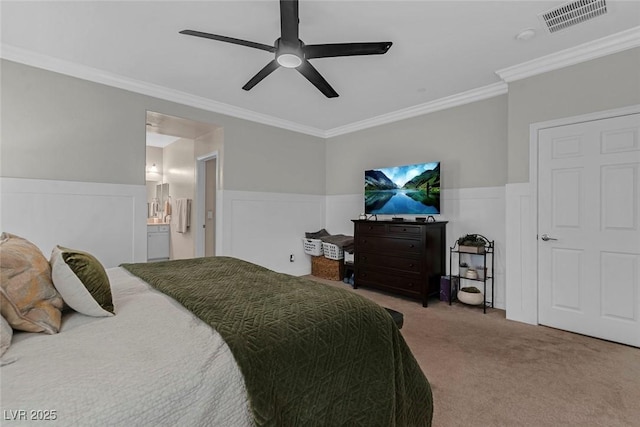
left=442, top=186, right=506, bottom=309
left=0, top=178, right=147, bottom=268
left=0, top=179, right=517, bottom=311
left=219, top=190, right=326, bottom=276
left=325, top=186, right=507, bottom=309
left=505, top=183, right=537, bottom=324
left=325, top=194, right=363, bottom=235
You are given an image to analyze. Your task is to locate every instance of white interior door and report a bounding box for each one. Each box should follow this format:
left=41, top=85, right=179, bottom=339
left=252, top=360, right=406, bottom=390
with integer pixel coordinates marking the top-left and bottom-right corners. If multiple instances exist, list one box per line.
left=538, top=113, right=640, bottom=347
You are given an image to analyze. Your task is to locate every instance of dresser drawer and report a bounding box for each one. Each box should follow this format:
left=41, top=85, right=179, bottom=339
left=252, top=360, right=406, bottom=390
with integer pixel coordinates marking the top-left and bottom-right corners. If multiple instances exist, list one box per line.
left=356, top=269, right=422, bottom=297
left=356, top=252, right=423, bottom=275
left=355, top=222, right=387, bottom=235
left=388, top=224, right=422, bottom=235
left=357, top=236, right=422, bottom=254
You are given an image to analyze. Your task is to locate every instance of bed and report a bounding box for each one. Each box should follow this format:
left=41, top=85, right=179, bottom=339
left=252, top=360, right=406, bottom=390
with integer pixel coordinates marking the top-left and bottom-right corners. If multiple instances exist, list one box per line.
left=1, top=237, right=433, bottom=426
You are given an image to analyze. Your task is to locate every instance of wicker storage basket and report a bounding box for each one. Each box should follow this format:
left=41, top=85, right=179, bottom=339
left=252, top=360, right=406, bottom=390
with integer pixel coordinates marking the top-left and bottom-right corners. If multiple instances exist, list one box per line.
left=321, top=242, right=344, bottom=260
left=302, top=238, right=323, bottom=256
left=311, top=256, right=344, bottom=281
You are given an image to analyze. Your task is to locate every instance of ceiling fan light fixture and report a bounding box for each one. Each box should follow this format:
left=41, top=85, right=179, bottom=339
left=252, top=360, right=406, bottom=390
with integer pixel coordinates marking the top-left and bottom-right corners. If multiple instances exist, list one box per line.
left=277, top=53, right=302, bottom=68
left=180, top=0, right=392, bottom=97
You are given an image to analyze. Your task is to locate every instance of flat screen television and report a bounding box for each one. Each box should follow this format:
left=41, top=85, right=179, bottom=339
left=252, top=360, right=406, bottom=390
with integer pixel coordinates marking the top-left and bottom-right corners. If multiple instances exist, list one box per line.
left=364, top=161, right=440, bottom=215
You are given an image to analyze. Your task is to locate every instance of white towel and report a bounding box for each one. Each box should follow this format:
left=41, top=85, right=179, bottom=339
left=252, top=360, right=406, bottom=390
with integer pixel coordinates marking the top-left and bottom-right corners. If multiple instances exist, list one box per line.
left=173, top=198, right=191, bottom=233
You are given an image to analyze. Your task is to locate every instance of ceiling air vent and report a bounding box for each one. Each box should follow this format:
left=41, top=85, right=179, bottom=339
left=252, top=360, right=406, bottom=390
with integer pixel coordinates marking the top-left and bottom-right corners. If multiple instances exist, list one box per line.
left=539, top=0, right=607, bottom=33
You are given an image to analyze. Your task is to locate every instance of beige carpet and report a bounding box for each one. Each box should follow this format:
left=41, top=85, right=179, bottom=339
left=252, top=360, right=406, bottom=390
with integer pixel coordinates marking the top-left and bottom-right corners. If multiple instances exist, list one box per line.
left=306, top=276, right=640, bottom=427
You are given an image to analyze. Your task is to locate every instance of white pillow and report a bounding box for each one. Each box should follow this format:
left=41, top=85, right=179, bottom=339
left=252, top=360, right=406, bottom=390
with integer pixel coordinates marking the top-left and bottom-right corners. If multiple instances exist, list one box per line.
left=1, top=314, right=12, bottom=357
left=50, top=246, right=114, bottom=317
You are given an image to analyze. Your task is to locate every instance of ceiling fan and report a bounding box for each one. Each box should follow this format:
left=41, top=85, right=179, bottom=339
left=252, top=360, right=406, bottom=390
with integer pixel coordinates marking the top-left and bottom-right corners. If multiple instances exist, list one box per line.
left=179, top=0, right=392, bottom=98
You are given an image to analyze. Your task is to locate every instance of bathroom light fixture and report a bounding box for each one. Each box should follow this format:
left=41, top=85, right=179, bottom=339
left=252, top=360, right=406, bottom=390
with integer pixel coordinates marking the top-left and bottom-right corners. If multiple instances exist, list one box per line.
left=148, top=163, right=158, bottom=173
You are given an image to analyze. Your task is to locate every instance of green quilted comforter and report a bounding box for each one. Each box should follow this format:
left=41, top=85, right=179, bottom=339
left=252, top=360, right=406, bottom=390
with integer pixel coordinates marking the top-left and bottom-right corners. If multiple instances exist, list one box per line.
left=121, top=257, right=432, bottom=426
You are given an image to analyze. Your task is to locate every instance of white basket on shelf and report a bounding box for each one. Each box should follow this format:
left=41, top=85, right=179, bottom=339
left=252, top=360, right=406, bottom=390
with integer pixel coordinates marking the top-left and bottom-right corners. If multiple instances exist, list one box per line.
left=302, top=238, right=323, bottom=256
left=344, top=252, right=354, bottom=264
left=322, top=242, right=344, bottom=260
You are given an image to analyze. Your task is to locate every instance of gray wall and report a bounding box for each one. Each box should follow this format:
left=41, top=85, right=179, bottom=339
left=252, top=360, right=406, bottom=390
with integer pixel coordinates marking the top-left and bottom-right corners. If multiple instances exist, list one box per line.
left=1, top=60, right=326, bottom=194
left=507, top=47, right=640, bottom=183
left=222, top=119, right=326, bottom=194
left=2, top=60, right=145, bottom=185
left=325, top=95, right=508, bottom=194
left=4, top=47, right=638, bottom=194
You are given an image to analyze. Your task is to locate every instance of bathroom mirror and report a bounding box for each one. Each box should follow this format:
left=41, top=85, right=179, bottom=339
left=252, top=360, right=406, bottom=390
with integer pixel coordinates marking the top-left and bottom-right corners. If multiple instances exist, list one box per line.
left=146, top=181, right=169, bottom=219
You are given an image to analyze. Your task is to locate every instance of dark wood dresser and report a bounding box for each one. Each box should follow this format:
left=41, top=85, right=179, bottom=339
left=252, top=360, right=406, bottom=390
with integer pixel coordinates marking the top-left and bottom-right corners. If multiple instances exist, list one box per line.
left=352, top=220, right=447, bottom=306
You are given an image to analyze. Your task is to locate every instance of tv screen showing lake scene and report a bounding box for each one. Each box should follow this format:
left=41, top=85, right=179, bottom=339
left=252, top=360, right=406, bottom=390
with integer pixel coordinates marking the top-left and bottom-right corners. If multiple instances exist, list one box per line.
left=364, top=162, right=440, bottom=215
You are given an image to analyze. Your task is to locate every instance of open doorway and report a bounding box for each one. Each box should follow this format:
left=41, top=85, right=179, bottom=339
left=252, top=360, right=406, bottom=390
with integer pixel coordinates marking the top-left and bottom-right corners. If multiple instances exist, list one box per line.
left=195, top=152, right=220, bottom=257
left=145, top=111, right=222, bottom=260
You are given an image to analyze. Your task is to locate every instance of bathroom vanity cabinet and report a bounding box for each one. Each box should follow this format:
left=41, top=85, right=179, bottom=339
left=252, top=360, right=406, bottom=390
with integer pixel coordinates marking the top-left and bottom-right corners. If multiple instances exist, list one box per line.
left=147, top=224, right=170, bottom=261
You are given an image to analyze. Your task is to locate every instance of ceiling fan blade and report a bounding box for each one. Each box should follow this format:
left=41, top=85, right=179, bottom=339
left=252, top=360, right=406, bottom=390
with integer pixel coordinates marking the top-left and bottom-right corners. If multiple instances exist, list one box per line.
left=304, top=42, right=392, bottom=59
left=296, top=60, right=338, bottom=98
left=179, top=30, right=275, bottom=53
left=279, top=0, right=299, bottom=43
left=242, top=60, right=280, bottom=91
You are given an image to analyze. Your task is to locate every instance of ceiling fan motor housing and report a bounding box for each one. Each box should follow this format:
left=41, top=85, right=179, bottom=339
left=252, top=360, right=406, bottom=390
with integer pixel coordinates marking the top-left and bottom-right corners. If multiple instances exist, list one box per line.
left=275, top=38, right=304, bottom=68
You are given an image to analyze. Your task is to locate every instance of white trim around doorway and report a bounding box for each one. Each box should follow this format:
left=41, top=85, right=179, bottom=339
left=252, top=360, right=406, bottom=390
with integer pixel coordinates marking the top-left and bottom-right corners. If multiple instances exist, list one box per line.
left=507, top=105, right=640, bottom=324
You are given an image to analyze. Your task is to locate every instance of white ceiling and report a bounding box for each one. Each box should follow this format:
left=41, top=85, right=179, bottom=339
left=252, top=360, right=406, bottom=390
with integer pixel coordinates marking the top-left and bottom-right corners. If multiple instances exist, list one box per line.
left=2, top=1, right=639, bottom=137
left=146, top=132, right=182, bottom=148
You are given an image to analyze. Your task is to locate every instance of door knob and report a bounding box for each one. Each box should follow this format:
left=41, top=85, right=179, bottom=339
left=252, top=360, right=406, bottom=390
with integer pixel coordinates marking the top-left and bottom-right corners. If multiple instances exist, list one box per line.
left=541, top=234, right=558, bottom=241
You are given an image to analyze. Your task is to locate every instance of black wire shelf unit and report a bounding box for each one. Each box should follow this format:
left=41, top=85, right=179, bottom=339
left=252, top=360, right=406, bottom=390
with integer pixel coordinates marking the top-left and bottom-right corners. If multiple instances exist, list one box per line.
left=449, top=234, right=494, bottom=314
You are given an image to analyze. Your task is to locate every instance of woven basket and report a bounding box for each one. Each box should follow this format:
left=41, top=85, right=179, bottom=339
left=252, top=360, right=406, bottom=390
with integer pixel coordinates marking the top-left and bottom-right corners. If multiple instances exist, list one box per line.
left=458, top=288, right=484, bottom=305
left=311, top=256, right=344, bottom=281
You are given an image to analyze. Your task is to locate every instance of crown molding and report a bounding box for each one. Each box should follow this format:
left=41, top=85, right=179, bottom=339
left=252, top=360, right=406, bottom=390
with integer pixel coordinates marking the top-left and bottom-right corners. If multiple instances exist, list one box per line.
left=3, top=26, right=639, bottom=140
left=0, top=44, right=327, bottom=138
left=496, top=26, right=640, bottom=83
left=0, top=44, right=507, bottom=140
left=324, top=82, right=508, bottom=138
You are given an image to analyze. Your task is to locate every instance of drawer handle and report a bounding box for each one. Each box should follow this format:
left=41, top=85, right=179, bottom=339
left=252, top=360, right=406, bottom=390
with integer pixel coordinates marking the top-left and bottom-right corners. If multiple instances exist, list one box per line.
left=408, top=263, right=414, bottom=267
left=407, top=283, right=414, bottom=287
left=409, top=244, right=415, bottom=248
left=403, top=228, right=407, bottom=231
